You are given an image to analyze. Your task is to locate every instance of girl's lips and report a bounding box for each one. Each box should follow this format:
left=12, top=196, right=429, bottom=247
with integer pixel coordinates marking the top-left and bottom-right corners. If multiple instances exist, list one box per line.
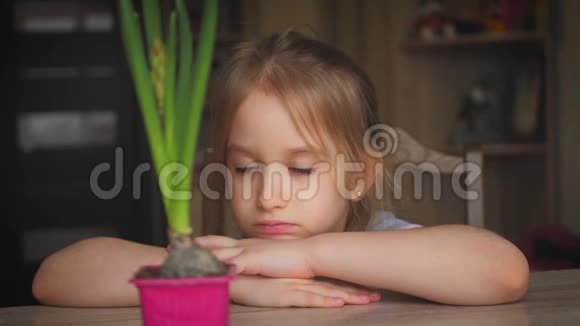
left=254, top=223, right=297, bottom=235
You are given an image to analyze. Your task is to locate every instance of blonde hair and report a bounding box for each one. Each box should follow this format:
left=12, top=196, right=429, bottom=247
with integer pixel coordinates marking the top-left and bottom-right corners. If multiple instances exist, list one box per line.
left=205, top=29, right=392, bottom=232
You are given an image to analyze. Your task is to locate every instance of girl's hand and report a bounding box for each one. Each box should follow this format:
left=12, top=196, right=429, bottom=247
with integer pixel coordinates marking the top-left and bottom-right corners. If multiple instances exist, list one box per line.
left=195, top=235, right=315, bottom=278
left=231, top=274, right=381, bottom=308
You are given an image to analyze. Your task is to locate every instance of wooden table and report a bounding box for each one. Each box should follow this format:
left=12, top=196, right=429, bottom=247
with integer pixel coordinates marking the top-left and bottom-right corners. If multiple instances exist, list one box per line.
left=1, top=269, right=579, bottom=325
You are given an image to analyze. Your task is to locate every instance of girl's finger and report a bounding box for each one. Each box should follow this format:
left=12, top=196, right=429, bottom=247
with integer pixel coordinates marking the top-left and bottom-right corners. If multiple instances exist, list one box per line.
left=211, top=247, right=244, bottom=261
left=315, top=281, right=372, bottom=294
left=314, top=279, right=381, bottom=300
left=313, top=277, right=372, bottom=295
left=300, top=283, right=371, bottom=305
left=331, top=284, right=381, bottom=300
left=369, top=292, right=382, bottom=302
left=195, top=235, right=238, bottom=249
left=284, top=290, right=345, bottom=308
left=320, top=282, right=370, bottom=295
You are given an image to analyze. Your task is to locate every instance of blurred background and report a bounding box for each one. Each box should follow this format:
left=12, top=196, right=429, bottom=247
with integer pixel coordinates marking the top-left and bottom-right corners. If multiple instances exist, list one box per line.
left=2, top=0, right=579, bottom=307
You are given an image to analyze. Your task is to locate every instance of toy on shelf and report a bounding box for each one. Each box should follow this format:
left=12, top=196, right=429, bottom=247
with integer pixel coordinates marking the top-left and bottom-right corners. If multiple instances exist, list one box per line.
left=450, top=75, right=509, bottom=146
left=412, top=0, right=456, bottom=40
left=410, top=0, right=544, bottom=42
left=512, top=60, right=542, bottom=141
left=479, top=0, right=537, bottom=33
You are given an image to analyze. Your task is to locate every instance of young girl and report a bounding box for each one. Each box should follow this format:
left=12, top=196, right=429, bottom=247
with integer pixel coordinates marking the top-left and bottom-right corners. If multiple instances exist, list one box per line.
left=32, top=30, right=529, bottom=308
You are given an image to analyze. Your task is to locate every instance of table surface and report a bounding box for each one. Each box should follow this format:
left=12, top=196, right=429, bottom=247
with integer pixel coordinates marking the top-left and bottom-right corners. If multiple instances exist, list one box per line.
left=1, top=269, right=579, bottom=326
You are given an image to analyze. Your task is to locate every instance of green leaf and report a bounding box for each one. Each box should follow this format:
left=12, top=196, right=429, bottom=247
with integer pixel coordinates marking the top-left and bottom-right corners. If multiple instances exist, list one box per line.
left=175, top=0, right=194, bottom=159
left=118, top=0, right=173, bottom=227
left=142, top=0, right=163, bottom=53
left=182, top=0, right=218, bottom=170
left=164, top=12, right=177, bottom=161
left=118, top=0, right=218, bottom=236
left=172, top=0, right=218, bottom=235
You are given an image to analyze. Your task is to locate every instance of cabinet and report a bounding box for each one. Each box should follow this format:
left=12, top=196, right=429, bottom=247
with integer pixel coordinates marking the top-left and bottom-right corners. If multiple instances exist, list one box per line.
left=397, top=1, right=558, bottom=242
left=7, top=0, right=157, bottom=306
left=5, top=0, right=242, bottom=307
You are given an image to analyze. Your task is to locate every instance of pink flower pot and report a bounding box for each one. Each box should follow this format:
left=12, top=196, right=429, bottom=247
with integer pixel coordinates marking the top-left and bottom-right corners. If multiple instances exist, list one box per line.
left=130, top=265, right=235, bottom=326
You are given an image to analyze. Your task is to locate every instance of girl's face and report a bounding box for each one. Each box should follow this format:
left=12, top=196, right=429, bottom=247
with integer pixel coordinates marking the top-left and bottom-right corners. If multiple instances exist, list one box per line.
left=226, top=90, right=351, bottom=239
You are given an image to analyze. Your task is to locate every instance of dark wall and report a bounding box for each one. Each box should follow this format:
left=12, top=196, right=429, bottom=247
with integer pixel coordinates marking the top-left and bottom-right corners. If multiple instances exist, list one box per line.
left=3, top=0, right=165, bottom=307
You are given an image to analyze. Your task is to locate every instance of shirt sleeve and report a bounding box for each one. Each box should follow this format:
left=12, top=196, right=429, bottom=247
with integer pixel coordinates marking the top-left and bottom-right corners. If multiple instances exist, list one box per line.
left=366, top=210, right=422, bottom=231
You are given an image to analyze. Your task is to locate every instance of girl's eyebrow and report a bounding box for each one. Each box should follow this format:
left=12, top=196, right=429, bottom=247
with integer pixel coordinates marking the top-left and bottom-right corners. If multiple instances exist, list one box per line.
left=227, top=143, right=321, bottom=157
left=226, top=144, right=254, bottom=155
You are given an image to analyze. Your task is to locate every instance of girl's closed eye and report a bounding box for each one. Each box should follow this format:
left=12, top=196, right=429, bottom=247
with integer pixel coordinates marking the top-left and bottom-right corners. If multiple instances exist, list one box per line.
left=289, top=167, right=314, bottom=175
left=234, top=165, right=314, bottom=175
left=234, top=165, right=260, bottom=174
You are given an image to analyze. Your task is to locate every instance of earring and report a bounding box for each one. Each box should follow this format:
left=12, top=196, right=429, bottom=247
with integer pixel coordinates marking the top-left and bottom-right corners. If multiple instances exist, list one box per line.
left=356, top=191, right=363, bottom=198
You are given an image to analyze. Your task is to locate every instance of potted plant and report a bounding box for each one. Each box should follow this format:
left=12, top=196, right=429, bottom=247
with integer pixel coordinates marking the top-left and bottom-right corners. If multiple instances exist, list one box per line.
left=117, top=0, right=233, bottom=325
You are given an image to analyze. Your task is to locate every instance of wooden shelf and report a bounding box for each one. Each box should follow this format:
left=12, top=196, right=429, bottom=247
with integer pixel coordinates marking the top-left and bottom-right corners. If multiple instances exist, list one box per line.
left=402, top=32, right=546, bottom=50
left=447, top=143, right=546, bottom=156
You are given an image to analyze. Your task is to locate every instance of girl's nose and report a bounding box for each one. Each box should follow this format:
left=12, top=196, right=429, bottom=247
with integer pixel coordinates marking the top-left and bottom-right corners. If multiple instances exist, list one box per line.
left=257, top=163, right=291, bottom=211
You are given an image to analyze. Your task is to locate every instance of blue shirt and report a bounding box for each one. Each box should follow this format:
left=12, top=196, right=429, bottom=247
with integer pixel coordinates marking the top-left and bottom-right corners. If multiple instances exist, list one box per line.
left=366, top=211, right=421, bottom=231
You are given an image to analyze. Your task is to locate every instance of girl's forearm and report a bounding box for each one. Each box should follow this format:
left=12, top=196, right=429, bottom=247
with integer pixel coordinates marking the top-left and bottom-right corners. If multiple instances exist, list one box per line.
left=308, top=225, right=529, bottom=305
left=32, top=237, right=166, bottom=307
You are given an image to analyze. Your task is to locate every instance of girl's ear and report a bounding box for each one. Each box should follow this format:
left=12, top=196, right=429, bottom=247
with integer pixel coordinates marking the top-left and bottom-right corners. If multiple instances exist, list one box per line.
left=352, top=156, right=381, bottom=202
